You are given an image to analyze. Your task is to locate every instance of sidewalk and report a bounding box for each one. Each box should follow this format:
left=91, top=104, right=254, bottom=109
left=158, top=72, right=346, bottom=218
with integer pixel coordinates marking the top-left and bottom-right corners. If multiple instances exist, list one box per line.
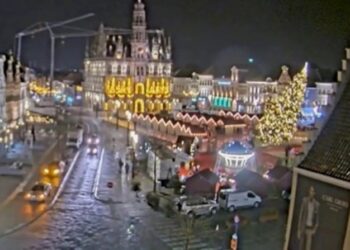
left=95, top=149, right=156, bottom=203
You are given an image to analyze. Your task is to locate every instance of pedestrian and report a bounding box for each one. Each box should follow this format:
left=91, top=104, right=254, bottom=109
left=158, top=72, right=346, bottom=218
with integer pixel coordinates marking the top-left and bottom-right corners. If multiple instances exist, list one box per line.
left=125, top=162, right=130, bottom=175
left=118, top=158, right=123, bottom=174
left=31, top=126, right=36, bottom=143
left=114, top=151, right=119, bottom=161
left=112, top=137, right=116, bottom=152
left=132, top=180, right=141, bottom=201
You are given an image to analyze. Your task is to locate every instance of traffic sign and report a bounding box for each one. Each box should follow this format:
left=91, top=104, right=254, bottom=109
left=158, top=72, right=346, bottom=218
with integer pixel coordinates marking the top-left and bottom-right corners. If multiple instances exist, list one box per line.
left=230, top=233, right=238, bottom=250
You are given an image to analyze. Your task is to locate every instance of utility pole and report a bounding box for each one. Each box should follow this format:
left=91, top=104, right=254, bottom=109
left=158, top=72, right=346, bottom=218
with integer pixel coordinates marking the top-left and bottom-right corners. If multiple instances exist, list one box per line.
left=153, top=150, right=157, bottom=192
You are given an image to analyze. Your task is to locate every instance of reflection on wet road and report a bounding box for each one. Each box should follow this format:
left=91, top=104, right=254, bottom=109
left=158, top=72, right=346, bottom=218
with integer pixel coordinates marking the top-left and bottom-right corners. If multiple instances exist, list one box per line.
left=0, top=120, right=170, bottom=250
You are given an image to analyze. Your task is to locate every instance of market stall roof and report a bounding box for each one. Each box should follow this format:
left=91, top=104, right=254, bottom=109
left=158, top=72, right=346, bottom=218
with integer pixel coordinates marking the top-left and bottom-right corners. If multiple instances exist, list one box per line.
left=220, top=141, right=254, bottom=156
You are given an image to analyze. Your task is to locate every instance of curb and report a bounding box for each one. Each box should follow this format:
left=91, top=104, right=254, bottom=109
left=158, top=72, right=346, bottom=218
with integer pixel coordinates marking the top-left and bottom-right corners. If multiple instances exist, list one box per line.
left=0, top=137, right=61, bottom=212
left=0, top=150, right=81, bottom=239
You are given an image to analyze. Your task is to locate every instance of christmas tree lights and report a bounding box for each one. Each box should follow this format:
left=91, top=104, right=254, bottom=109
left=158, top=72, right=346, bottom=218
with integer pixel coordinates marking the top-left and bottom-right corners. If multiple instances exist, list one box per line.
left=256, top=64, right=308, bottom=145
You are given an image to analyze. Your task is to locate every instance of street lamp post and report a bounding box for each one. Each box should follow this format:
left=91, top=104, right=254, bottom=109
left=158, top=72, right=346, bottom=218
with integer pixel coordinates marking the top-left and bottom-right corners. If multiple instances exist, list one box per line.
left=115, top=100, right=121, bottom=130
left=125, top=110, right=132, bottom=147
left=151, top=145, right=162, bottom=193
left=153, top=150, right=157, bottom=192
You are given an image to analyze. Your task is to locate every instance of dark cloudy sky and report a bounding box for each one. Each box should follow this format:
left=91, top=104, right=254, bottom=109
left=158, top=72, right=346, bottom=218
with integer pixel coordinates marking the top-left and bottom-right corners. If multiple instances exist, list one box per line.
left=1, top=0, right=350, bottom=77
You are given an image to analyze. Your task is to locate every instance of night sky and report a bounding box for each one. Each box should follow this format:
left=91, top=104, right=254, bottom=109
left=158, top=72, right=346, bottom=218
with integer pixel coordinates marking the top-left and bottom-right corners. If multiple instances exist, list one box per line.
left=1, top=0, right=350, bottom=77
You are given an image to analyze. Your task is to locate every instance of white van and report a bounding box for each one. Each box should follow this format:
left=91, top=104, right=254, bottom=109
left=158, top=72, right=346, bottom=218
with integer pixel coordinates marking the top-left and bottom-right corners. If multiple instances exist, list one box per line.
left=66, top=130, right=83, bottom=149
left=218, top=189, right=262, bottom=212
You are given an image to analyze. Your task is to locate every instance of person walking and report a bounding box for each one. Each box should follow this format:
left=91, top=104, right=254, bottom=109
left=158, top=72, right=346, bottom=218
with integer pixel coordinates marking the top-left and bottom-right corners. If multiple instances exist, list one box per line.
left=132, top=181, right=141, bottom=199
left=118, top=158, right=123, bottom=174
left=31, top=126, right=36, bottom=143
left=125, top=162, right=130, bottom=176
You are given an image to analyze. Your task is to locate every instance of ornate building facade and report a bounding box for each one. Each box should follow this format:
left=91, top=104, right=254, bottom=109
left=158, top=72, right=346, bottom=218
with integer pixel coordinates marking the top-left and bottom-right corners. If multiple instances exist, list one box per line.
left=84, top=0, right=172, bottom=114
left=0, top=52, right=28, bottom=146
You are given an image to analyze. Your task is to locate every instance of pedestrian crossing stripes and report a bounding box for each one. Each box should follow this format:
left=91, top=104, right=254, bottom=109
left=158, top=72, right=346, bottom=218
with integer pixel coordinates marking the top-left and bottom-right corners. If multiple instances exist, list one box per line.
left=140, top=216, right=217, bottom=250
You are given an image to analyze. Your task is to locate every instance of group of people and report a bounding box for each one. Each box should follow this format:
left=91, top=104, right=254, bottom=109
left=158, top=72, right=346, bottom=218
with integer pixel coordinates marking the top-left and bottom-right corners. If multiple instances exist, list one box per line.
left=117, top=157, right=130, bottom=175
left=114, top=151, right=141, bottom=199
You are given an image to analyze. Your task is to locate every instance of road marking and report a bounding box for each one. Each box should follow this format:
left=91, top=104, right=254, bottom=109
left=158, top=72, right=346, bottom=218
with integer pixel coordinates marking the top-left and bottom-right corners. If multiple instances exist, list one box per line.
left=50, top=151, right=81, bottom=206
left=92, top=148, right=105, bottom=199
left=141, top=215, right=215, bottom=250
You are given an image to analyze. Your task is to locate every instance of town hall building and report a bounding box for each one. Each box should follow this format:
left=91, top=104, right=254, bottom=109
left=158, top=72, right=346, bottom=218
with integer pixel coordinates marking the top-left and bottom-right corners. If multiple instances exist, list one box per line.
left=83, top=0, right=172, bottom=115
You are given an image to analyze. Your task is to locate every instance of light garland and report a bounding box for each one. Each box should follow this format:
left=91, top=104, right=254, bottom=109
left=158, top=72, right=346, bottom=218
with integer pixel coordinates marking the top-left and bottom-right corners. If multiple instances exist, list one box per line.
left=256, top=65, right=307, bottom=145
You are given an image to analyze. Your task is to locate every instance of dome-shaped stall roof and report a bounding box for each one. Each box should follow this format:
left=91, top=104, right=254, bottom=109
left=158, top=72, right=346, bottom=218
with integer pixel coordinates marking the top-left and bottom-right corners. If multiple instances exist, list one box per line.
left=220, top=141, right=254, bottom=155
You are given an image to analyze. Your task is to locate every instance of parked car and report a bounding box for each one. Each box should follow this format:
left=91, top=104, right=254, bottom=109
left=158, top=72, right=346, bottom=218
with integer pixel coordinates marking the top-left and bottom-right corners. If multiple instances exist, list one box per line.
left=24, top=182, right=52, bottom=202
left=218, top=189, right=262, bottom=212
left=178, top=196, right=219, bottom=218
left=0, top=161, right=26, bottom=176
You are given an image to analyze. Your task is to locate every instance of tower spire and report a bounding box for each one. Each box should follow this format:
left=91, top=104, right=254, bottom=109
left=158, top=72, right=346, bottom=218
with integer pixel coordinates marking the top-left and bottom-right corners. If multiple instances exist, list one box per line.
left=131, top=0, right=147, bottom=59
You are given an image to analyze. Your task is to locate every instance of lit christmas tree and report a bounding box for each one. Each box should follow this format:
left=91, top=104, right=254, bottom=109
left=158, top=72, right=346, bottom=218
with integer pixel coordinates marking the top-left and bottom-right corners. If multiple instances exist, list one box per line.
left=256, top=63, right=308, bottom=145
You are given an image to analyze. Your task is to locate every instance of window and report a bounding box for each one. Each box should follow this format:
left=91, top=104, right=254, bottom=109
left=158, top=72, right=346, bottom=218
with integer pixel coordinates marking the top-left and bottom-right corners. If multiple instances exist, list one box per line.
left=247, top=192, right=255, bottom=198
left=219, top=193, right=227, bottom=200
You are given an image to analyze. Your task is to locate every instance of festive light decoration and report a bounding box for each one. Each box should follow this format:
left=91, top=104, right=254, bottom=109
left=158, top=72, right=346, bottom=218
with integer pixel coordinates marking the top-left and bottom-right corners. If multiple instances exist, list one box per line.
left=26, top=113, right=55, bottom=124
left=29, top=81, right=57, bottom=96
left=176, top=111, right=259, bottom=125
left=256, top=64, right=308, bottom=145
left=104, top=76, right=171, bottom=113
left=217, top=141, right=255, bottom=170
left=182, top=89, right=199, bottom=97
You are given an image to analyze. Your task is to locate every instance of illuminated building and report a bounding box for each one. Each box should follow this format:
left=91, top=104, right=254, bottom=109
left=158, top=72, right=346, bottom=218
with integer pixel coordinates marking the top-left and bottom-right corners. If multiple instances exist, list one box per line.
left=0, top=52, right=29, bottom=147
left=315, top=82, right=337, bottom=106
left=172, top=76, right=199, bottom=110
left=172, top=72, right=214, bottom=110
left=210, top=66, right=282, bottom=113
left=84, top=0, right=172, bottom=114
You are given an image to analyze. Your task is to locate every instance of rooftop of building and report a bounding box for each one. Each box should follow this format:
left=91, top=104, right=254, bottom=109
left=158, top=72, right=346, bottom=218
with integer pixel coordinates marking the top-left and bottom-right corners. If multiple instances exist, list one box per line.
left=299, top=81, right=350, bottom=182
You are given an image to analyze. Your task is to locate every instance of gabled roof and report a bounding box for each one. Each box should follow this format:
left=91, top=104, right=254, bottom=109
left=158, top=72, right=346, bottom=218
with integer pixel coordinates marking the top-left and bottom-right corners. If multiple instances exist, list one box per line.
left=299, top=82, right=350, bottom=182
left=186, top=169, right=219, bottom=186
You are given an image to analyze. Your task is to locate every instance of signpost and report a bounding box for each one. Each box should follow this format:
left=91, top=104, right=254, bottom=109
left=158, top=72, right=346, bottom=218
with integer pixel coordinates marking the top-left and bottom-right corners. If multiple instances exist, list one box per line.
left=230, top=233, right=238, bottom=250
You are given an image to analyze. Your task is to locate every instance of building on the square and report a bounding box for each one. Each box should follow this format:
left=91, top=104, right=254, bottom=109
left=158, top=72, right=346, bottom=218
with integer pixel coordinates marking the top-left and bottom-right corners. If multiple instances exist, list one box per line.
left=84, top=0, right=172, bottom=115
left=193, top=72, right=214, bottom=99
left=315, top=82, right=337, bottom=106
left=171, top=76, right=198, bottom=110
left=284, top=48, right=350, bottom=250
left=0, top=56, right=6, bottom=136
left=209, top=65, right=283, bottom=113
left=0, top=52, right=28, bottom=146
left=171, top=72, right=213, bottom=111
